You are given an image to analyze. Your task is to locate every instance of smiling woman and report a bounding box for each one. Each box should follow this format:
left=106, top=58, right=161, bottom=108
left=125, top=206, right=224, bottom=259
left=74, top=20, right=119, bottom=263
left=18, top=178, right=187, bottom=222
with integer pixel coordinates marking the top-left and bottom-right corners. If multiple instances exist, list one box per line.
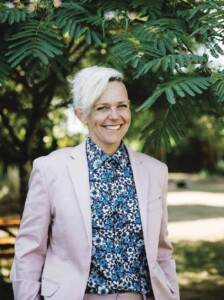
left=10, top=66, right=179, bottom=300
left=76, top=80, right=131, bottom=155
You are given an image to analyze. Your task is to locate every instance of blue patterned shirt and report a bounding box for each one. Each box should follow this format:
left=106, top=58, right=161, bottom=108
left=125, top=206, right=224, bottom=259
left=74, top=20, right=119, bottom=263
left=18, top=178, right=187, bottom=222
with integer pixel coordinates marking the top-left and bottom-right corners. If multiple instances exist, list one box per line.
left=85, top=137, right=152, bottom=295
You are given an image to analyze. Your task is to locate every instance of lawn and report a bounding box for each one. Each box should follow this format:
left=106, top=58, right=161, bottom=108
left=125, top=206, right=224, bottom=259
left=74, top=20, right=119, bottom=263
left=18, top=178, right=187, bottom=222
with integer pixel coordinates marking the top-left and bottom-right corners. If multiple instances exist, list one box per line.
left=174, top=241, right=224, bottom=300
left=168, top=173, right=224, bottom=299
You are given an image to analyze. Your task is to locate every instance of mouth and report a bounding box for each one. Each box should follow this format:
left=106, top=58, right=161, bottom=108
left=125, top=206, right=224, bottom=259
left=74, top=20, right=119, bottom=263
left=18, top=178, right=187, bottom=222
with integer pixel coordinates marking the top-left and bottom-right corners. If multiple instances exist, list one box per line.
left=102, top=124, right=123, bottom=130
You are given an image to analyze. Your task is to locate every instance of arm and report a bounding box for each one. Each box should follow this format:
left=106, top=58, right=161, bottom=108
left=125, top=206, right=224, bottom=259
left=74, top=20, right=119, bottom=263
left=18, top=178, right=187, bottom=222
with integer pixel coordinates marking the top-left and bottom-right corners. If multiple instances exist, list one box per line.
left=157, top=165, right=180, bottom=298
left=10, top=158, right=51, bottom=300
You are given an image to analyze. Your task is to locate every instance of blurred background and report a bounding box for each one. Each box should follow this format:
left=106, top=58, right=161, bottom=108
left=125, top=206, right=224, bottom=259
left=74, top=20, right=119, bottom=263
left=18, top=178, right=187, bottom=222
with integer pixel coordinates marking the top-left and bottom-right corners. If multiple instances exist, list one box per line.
left=0, top=0, right=224, bottom=299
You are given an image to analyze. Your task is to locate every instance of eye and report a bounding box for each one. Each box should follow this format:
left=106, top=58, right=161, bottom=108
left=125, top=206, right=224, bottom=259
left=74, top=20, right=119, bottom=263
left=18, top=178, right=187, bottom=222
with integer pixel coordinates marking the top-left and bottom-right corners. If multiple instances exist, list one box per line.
left=96, top=106, right=107, bottom=111
left=118, top=104, right=129, bottom=109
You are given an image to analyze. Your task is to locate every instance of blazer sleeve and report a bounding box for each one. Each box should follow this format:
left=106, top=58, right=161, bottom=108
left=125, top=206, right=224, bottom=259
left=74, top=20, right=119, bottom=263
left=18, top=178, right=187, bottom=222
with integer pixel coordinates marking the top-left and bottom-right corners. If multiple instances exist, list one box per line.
left=10, top=158, right=51, bottom=300
left=157, top=164, right=180, bottom=299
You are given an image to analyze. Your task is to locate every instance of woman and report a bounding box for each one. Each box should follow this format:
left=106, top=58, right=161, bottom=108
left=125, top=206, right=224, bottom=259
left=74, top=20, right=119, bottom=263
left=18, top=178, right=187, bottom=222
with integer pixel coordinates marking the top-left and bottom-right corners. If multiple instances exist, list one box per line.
left=10, top=66, right=180, bottom=300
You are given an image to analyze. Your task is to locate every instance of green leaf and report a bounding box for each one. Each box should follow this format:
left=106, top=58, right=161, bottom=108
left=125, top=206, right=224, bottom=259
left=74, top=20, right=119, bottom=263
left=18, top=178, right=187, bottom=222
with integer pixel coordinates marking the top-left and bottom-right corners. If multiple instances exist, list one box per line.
left=162, top=56, right=168, bottom=72
left=91, top=31, right=102, bottom=44
left=179, top=82, right=196, bottom=96
left=137, top=76, right=211, bottom=111
left=166, top=87, right=176, bottom=104
left=173, top=84, right=185, bottom=98
left=0, top=7, right=27, bottom=24
left=162, top=128, right=171, bottom=152
left=6, top=20, right=64, bottom=67
left=140, top=104, right=186, bottom=156
left=0, top=51, right=10, bottom=84
left=211, top=72, right=224, bottom=101
left=136, top=89, right=163, bottom=111
left=10, top=51, right=31, bottom=68
left=33, top=49, right=49, bottom=64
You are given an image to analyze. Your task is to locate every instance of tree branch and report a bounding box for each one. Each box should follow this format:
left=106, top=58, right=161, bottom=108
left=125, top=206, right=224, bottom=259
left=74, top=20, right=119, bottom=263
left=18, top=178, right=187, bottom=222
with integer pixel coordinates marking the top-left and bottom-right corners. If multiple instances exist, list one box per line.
left=0, top=137, right=23, bottom=161
left=1, top=113, right=23, bottom=148
left=24, top=75, right=59, bottom=156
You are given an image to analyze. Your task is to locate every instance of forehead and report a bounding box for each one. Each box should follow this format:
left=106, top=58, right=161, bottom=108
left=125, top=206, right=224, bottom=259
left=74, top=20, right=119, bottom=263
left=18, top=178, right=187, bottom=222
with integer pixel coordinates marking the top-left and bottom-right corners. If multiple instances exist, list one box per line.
left=94, top=81, right=128, bottom=105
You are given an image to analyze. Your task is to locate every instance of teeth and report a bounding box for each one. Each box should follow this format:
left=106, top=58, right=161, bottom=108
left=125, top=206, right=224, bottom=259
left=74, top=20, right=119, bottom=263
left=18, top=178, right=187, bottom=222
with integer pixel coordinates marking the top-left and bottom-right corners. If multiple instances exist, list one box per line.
left=104, top=125, right=121, bottom=130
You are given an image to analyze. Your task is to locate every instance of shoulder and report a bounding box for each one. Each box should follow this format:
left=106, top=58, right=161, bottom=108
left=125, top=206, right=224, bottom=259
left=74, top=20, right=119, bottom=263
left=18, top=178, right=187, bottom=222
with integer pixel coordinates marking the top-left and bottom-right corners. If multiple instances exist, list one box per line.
left=32, top=140, right=85, bottom=172
left=128, top=148, right=168, bottom=172
left=34, top=147, right=73, bottom=165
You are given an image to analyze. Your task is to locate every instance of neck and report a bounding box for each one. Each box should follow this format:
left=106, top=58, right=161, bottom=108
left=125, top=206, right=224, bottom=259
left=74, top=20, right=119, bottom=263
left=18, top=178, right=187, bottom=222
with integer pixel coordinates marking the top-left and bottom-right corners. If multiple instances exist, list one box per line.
left=88, top=136, right=121, bottom=156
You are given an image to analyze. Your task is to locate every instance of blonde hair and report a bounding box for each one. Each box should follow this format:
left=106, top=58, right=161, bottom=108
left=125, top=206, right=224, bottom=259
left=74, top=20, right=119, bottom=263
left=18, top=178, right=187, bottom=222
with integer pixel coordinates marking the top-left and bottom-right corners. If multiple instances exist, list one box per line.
left=68, top=65, right=124, bottom=116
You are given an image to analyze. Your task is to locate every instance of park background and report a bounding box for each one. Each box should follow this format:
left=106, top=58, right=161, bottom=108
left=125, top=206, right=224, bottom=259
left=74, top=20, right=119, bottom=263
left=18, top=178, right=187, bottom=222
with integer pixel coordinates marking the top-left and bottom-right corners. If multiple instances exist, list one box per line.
left=0, top=0, right=224, bottom=299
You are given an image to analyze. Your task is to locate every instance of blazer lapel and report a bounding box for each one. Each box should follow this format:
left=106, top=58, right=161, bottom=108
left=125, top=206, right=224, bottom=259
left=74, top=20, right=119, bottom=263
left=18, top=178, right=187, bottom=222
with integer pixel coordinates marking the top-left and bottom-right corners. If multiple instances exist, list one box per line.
left=67, top=140, right=92, bottom=246
left=127, top=147, right=149, bottom=239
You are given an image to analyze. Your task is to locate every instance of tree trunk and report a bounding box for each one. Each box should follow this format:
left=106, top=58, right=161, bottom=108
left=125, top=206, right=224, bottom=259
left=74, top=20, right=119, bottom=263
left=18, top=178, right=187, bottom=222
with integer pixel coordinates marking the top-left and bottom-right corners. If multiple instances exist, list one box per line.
left=18, top=160, right=32, bottom=215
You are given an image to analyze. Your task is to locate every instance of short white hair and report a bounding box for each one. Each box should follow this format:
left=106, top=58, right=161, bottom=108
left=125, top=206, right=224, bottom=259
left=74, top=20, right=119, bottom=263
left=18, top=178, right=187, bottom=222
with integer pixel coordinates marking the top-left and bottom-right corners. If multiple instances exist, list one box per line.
left=68, top=65, right=124, bottom=116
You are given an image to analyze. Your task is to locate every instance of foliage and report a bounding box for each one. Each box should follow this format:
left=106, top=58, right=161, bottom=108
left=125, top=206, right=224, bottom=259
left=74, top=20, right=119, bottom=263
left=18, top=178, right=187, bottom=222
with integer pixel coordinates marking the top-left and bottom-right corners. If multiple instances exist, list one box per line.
left=7, top=20, right=64, bottom=67
left=174, top=240, right=224, bottom=300
left=0, top=0, right=224, bottom=158
left=211, top=72, right=224, bottom=102
left=0, top=0, right=224, bottom=211
left=109, top=0, right=224, bottom=155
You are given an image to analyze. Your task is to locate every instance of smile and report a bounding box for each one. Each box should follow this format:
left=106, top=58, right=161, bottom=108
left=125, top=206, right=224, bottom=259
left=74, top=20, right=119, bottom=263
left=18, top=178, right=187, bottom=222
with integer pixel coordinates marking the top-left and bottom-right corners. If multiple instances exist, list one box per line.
left=103, top=125, right=123, bottom=130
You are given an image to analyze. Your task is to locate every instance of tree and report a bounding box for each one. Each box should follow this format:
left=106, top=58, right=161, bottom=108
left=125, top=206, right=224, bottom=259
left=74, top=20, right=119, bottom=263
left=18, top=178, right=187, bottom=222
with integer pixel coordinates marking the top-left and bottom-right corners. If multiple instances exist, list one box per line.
left=0, top=0, right=224, bottom=211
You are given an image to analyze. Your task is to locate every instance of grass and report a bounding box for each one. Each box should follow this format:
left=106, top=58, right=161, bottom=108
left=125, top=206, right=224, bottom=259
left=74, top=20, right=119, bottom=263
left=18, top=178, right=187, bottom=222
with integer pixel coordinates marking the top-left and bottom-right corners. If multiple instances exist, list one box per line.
left=168, top=204, right=224, bottom=222
left=174, top=241, right=224, bottom=300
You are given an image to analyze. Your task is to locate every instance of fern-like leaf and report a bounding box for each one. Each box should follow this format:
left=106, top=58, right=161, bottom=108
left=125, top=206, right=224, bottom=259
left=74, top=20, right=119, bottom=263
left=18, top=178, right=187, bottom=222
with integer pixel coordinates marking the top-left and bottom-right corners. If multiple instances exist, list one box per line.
left=130, top=0, right=163, bottom=18
left=51, top=56, right=72, bottom=82
left=211, top=71, right=224, bottom=102
left=134, top=54, right=207, bottom=78
left=0, top=50, right=10, bottom=84
left=0, top=7, right=26, bottom=24
left=6, top=20, right=64, bottom=67
left=54, top=1, right=103, bottom=44
left=136, top=76, right=211, bottom=111
left=141, top=103, right=188, bottom=155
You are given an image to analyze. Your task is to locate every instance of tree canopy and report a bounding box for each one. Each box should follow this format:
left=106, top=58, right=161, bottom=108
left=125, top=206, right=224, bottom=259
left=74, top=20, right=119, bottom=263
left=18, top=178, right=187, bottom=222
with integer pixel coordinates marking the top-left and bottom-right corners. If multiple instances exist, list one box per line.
left=0, top=0, right=224, bottom=209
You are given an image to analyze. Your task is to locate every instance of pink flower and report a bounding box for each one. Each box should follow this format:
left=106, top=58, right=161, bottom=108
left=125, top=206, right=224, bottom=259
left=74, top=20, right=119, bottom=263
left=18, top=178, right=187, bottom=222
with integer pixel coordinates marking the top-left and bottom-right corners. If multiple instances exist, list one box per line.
left=27, top=3, right=35, bottom=13
left=4, top=2, right=15, bottom=8
left=53, top=0, right=61, bottom=8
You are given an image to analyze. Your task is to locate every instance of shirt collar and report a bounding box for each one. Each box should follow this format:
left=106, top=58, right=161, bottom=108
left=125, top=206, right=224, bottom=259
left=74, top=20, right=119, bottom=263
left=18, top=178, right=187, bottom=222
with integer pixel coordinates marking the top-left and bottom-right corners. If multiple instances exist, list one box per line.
left=86, top=136, right=128, bottom=170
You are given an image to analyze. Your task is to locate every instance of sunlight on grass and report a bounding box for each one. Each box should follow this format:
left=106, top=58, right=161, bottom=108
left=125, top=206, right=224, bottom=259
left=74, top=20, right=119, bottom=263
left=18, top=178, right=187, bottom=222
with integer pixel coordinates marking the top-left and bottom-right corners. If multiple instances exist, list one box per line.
left=173, top=240, right=224, bottom=299
left=178, top=271, right=224, bottom=286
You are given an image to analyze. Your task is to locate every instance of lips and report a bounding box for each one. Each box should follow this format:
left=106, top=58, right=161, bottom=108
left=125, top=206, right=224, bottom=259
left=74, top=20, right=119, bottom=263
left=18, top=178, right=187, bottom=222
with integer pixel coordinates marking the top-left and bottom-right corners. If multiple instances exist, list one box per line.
left=103, top=125, right=123, bottom=130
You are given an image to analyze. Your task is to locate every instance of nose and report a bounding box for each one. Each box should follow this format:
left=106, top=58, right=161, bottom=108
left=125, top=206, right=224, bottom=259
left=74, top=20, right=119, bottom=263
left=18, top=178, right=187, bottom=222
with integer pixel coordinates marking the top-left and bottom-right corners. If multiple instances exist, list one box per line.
left=108, top=107, right=119, bottom=119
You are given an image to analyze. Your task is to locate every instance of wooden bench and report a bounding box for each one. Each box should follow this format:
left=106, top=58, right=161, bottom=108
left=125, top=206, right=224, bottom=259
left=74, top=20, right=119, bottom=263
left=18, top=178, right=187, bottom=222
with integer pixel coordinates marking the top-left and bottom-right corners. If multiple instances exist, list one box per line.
left=0, top=216, right=20, bottom=258
left=0, top=216, right=20, bottom=238
left=0, top=216, right=20, bottom=246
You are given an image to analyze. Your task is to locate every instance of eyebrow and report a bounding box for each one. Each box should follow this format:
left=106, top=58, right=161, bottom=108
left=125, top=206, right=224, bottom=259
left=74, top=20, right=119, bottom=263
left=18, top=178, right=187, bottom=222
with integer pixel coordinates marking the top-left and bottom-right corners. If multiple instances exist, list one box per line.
left=94, top=100, right=129, bottom=107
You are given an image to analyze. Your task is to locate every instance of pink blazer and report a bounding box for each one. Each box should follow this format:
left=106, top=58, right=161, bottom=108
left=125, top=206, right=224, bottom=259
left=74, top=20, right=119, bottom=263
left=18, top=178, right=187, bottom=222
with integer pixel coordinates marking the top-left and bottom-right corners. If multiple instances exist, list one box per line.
left=10, top=140, right=180, bottom=300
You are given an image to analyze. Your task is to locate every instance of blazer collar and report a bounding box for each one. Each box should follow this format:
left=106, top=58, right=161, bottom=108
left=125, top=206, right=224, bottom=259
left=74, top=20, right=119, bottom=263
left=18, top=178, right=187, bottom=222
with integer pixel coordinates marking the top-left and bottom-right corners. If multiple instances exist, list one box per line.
left=67, top=139, right=92, bottom=246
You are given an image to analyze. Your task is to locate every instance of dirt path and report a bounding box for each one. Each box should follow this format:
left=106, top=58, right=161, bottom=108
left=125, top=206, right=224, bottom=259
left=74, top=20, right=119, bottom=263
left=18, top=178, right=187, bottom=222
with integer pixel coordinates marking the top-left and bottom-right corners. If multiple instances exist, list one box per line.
left=167, top=191, right=224, bottom=241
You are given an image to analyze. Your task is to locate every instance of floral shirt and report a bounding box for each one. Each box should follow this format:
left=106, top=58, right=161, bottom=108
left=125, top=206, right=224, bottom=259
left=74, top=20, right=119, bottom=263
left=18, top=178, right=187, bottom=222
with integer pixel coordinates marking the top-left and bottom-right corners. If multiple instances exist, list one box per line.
left=85, top=137, right=152, bottom=295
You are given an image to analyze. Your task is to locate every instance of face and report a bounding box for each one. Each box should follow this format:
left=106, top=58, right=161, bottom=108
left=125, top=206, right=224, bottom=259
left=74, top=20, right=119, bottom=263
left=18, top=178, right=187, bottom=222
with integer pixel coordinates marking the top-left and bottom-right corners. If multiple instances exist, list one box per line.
left=77, top=81, right=131, bottom=155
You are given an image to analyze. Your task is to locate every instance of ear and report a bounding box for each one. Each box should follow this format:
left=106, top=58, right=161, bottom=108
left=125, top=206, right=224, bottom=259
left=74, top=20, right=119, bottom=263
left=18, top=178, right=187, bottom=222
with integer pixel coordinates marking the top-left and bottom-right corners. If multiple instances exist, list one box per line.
left=75, top=109, right=87, bottom=124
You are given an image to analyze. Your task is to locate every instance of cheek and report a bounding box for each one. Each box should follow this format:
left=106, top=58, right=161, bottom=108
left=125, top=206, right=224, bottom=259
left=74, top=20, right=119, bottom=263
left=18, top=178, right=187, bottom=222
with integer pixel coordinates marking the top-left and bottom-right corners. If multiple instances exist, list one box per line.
left=125, top=112, right=131, bottom=124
